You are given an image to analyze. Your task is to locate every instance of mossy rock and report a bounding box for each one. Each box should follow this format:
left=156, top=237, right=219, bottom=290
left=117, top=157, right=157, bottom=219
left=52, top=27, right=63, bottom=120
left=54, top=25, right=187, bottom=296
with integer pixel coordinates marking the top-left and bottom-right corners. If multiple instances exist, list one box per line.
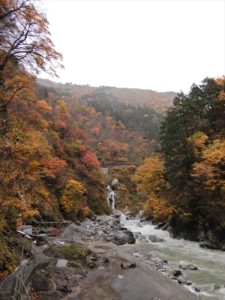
left=48, top=244, right=95, bottom=268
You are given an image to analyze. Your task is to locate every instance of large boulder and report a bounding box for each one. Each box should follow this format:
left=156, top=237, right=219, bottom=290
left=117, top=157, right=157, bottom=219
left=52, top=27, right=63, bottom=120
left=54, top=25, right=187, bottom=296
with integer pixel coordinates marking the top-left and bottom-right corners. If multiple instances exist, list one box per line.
left=31, top=271, right=55, bottom=291
left=179, top=263, right=198, bottom=271
left=169, top=269, right=183, bottom=279
left=148, top=235, right=164, bottom=243
left=199, top=229, right=225, bottom=250
left=111, top=230, right=135, bottom=245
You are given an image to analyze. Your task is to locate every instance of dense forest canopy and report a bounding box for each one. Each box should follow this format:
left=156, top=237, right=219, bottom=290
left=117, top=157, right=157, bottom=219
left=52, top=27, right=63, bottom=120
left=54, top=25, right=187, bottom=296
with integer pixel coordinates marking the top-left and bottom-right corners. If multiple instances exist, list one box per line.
left=0, top=0, right=224, bottom=281
left=134, top=77, right=225, bottom=248
left=37, top=79, right=176, bottom=114
left=0, top=0, right=170, bottom=278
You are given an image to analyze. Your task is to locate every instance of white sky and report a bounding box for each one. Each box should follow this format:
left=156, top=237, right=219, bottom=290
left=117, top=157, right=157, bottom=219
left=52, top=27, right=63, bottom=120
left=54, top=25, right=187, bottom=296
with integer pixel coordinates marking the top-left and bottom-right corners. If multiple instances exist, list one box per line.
left=41, top=0, right=225, bottom=93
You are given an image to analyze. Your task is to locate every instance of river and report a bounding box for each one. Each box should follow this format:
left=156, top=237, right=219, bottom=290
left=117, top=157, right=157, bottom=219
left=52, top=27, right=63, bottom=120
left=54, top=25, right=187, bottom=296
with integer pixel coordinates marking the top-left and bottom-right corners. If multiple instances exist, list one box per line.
left=122, top=217, right=225, bottom=300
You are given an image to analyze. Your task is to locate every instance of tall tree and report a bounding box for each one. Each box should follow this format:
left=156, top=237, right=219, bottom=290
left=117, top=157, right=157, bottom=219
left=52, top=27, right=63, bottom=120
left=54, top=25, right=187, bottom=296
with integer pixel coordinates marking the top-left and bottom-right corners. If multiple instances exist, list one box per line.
left=0, top=0, right=62, bottom=134
left=160, top=77, right=225, bottom=241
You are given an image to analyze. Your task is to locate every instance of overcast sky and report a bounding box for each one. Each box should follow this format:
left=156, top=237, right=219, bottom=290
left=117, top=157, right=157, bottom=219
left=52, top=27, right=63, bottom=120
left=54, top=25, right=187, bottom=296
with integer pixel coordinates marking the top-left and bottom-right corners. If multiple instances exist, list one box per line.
left=41, top=0, right=225, bottom=93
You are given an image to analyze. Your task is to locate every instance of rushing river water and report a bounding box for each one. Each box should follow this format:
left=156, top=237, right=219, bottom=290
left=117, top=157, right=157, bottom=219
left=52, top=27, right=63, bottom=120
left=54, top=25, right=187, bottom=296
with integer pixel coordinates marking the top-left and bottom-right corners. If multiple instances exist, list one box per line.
left=122, top=217, right=225, bottom=300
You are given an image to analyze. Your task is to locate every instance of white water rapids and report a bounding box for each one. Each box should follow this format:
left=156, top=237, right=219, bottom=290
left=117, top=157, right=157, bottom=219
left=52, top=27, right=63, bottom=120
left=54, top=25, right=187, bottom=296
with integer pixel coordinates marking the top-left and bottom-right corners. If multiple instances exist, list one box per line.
left=122, top=217, right=225, bottom=300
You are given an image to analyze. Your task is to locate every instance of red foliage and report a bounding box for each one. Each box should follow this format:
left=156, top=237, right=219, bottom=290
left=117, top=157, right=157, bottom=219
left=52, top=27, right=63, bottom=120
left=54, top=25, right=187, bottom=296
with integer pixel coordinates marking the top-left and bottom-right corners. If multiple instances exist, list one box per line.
left=78, top=115, right=88, bottom=123
left=41, top=157, right=67, bottom=175
left=82, top=151, right=100, bottom=169
left=78, top=144, right=87, bottom=155
left=108, top=140, right=129, bottom=154
left=72, top=128, right=86, bottom=139
left=91, top=126, right=100, bottom=135
left=55, top=120, right=67, bottom=130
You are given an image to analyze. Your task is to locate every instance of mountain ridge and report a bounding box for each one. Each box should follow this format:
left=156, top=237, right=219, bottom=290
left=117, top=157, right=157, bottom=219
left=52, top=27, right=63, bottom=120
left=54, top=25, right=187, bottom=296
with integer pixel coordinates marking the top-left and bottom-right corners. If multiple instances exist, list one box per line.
left=37, top=78, right=176, bottom=113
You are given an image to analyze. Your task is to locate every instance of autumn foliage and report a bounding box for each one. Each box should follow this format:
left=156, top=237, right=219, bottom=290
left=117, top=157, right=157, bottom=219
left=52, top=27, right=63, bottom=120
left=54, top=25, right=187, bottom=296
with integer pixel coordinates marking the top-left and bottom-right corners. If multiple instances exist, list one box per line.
left=132, top=78, right=225, bottom=244
left=1, top=0, right=224, bottom=281
left=159, top=77, right=225, bottom=241
left=82, top=151, right=100, bottom=169
left=133, top=156, right=174, bottom=221
left=60, top=179, right=86, bottom=213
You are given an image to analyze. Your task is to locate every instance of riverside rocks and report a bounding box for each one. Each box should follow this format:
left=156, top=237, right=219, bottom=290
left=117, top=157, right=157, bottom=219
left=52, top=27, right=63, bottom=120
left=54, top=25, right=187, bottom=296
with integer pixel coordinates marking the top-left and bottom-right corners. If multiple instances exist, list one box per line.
left=2, top=213, right=200, bottom=300
left=148, top=235, right=165, bottom=243
left=60, top=214, right=136, bottom=246
left=179, top=264, right=198, bottom=271
left=15, top=213, right=136, bottom=300
left=29, top=259, right=87, bottom=300
left=27, top=217, right=135, bottom=300
left=169, top=269, right=183, bottom=278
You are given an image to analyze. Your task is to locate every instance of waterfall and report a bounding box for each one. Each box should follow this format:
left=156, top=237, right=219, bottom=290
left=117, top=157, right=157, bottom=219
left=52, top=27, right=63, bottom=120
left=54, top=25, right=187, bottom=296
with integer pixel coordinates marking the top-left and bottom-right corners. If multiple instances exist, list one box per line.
left=106, top=185, right=116, bottom=209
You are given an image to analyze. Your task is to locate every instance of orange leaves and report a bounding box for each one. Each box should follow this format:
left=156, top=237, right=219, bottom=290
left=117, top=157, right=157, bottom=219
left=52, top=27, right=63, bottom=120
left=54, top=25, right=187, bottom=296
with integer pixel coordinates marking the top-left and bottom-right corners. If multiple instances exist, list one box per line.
left=218, top=90, right=225, bottom=101
left=132, top=156, right=165, bottom=196
left=41, top=157, right=67, bottom=176
left=55, top=119, right=67, bottom=130
left=37, top=99, right=52, bottom=113
left=144, top=195, right=174, bottom=222
left=192, top=138, right=225, bottom=191
left=132, top=156, right=170, bottom=221
left=54, top=100, right=71, bottom=131
left=215, top=76, right=225, bottom=86
left=0, top=127, right=51, bottom=224
left=1, top=198, right=39, bottom=220
left=82, top=151, right=100, bottom=169
left=0, top=0, right=62, bottom=76
left=29, top=160, right=40, bottom=170
left=82, top=206, right=90, bottom=217
left=91, top=126, right=100, bottom=135
left=108, top=139, right=129, bottom=155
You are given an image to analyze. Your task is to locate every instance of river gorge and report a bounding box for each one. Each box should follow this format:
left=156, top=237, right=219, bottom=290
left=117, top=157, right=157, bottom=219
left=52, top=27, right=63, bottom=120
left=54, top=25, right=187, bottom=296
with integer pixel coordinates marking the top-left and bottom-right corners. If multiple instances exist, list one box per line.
left=122, top=216, right=225, bottom=300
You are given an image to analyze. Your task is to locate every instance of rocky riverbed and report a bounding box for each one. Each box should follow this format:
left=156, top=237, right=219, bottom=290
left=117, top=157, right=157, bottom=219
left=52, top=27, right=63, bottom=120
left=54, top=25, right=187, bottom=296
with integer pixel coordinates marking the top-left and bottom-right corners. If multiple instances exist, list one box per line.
left=124, top=217, right=225, bottom=300
left=9, top=211, right=199, bottom=300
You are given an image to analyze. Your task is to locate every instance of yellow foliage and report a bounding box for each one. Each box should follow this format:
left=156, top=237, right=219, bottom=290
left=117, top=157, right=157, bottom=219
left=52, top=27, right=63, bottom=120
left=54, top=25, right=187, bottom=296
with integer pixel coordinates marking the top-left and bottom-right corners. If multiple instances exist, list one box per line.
left=56, top=100, right=69, bottom=113
left=188, top=131, right=208, bottom=150
left=37, top=100, right=52, bottom=113
left=143, top=195, right=174, bottom=222
left=29, top=160, right=40, bottom=169
left=132, top=155, right=166, bottom=196
left=60, top=179, right=86, bottom=213
left=192, top=138, right=225, bottom=191
left=82, top=206, right=90, bottom=217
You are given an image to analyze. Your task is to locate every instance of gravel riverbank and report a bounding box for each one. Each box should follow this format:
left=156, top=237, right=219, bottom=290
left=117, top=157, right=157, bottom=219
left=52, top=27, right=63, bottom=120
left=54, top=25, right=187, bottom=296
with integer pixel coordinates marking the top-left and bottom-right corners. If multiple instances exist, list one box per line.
left=30, top=212, right=198, bottom=300
left=0, top=212, right=199, bottom=300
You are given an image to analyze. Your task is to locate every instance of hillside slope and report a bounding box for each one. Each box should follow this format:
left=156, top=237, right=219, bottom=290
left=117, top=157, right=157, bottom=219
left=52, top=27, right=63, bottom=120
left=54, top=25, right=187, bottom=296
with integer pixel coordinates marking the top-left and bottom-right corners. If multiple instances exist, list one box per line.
left=38, top=79, right=176, bottom=113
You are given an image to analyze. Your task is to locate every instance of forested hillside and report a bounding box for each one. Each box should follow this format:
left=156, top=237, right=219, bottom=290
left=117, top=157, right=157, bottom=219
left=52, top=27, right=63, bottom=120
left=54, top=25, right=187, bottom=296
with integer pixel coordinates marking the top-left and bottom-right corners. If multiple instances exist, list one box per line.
left=1, top=0, right=224, bottom=284
left=133, top=77, right=225, bottom=249
left=0, top=0, right=169, bottom=279
left=38, top=78, right=175, bottom=113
